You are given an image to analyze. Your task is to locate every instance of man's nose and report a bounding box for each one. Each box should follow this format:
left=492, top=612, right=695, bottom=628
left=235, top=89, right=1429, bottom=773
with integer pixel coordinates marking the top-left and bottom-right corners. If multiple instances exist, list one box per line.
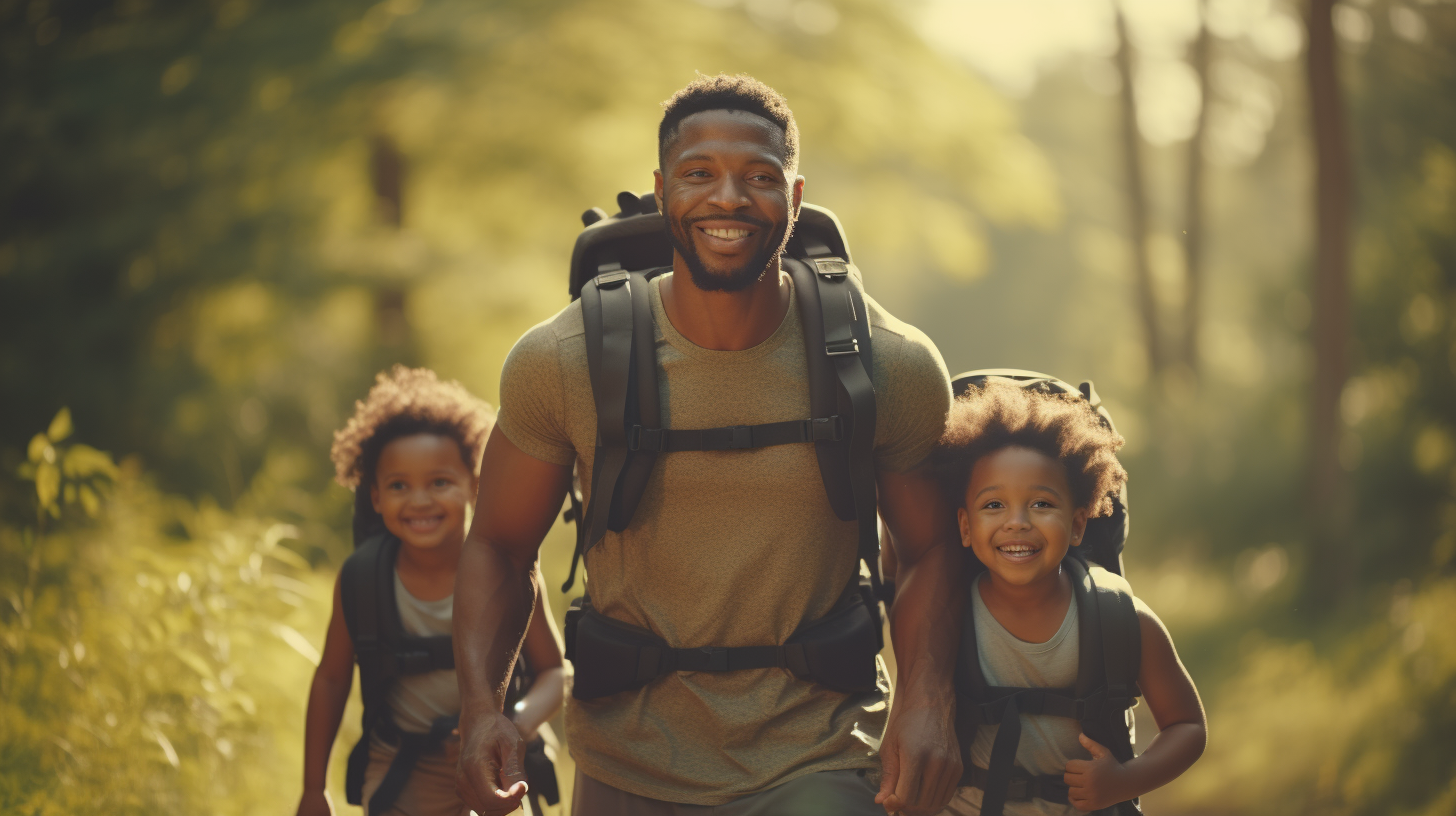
left=705, top=174, right=752, bottom=211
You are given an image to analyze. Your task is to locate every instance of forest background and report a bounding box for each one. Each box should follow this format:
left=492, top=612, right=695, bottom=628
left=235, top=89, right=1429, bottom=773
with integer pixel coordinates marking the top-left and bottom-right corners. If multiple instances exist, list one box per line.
left=2, top=0, right=1453, bottom=814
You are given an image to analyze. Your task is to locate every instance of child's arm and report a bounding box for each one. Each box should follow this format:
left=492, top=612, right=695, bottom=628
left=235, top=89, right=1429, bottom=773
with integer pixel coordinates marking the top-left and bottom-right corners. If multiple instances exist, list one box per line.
left=296, top=576, right=356, bottom=816
left=1063, top=599, right=1207, bottom=812
left=509, top=587, right=566, bottom=741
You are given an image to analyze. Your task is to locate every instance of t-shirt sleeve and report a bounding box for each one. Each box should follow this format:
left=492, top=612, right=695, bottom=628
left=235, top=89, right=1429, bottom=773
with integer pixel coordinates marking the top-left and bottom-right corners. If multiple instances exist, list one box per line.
left=495, top=321, right=577, bottom=467
left=873, top=324, right=952, bottom=474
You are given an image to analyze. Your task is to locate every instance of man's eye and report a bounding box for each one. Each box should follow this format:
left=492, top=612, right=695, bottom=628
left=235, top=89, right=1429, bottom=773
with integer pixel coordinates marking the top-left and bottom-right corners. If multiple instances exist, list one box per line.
left=685, top=169, right=710, bottom=178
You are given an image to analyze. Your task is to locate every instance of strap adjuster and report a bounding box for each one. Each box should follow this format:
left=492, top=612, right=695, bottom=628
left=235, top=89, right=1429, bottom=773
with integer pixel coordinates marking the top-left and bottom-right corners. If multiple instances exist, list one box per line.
left=595, top=269, right=630, bottom=288
left=725, top=426, right=752, bottom=449
left=700, top=647, right=729, bottom=671
left=813, top=259, right=849, bottom=279
left=803, top=416, right=843, bottom=442
left=826, top=338, right=859, bottom=356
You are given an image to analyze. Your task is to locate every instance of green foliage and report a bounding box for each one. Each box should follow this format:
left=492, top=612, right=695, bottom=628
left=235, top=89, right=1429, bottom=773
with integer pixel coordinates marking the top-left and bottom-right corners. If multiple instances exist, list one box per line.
left=1, top=417, right=339, bottom=814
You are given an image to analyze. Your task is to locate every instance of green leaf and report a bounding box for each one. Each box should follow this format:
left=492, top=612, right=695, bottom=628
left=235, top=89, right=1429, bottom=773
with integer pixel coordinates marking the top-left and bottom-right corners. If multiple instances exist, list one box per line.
left=35, top=461, right=60, bottom=510
left=62, top=444, right=119, bottom=480
left=46, top=408, right=72, bottom=442
left=27, top=434, right=51, bottom=464
left=78, top=485, right=101, bottom=517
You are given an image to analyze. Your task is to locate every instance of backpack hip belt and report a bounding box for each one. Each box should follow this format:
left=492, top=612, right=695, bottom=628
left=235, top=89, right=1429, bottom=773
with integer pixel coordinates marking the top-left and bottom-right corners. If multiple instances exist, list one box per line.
left=564, top=578, right=882, bottom=699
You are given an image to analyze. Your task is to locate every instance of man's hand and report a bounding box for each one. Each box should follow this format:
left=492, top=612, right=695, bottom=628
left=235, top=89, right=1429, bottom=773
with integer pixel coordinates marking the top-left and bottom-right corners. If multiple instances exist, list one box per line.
left=1064, top=733, right=1132, bottom=813
left=874, top=701, right=962, bottom=815
left=294, top=789, right=334, bottom=816
left=456, top=709, right=529, bottom=816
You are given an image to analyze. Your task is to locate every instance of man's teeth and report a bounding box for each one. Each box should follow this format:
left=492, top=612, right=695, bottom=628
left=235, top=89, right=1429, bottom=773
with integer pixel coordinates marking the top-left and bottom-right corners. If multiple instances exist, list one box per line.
left=703, top=227, right=751, bottom=239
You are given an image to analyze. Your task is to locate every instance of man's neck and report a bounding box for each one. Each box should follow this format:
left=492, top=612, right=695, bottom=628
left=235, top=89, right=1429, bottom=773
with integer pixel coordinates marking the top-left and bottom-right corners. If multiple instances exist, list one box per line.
left=659, top=256, right=792, bottom=351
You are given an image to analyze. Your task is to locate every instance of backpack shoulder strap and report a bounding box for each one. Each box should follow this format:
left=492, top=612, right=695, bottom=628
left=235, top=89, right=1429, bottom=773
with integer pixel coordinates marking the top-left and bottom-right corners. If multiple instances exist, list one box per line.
left=340, top=532, right=399, bottom=805
left=783, top=255, right=880, bottom=594
left=569, top=270, right=637, bottom=588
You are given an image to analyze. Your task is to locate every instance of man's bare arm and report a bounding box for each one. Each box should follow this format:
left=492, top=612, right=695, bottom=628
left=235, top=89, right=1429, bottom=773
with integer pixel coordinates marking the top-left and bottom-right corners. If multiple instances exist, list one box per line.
left=874, top=463, right=964, bottom=816
left=453, top=427, right=572, bottom=816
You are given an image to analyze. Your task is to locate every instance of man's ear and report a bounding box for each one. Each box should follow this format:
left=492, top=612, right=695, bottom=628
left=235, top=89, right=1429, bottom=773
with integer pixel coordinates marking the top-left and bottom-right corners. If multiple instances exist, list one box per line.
left=653, top=169, right=665, bottom=215
left=1070, top=506, right=1090, bottom=547
left=791, top=175, right=805, bottom=218
left=956, top=505, right=973, bottom=549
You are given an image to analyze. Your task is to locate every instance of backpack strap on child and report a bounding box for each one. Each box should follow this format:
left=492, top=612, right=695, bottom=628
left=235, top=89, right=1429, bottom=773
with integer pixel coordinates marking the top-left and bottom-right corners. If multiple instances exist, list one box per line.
left=339, top=531, right=457, bottom=811
left=954, top=556, right=1143, bottom=816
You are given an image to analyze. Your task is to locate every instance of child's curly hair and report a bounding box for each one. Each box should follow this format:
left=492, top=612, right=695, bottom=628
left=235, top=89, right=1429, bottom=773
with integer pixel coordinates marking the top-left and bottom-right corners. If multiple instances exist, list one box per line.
left=930, top=380, right=1128, bottom=517
left=330, top=366, right=495, bottom=491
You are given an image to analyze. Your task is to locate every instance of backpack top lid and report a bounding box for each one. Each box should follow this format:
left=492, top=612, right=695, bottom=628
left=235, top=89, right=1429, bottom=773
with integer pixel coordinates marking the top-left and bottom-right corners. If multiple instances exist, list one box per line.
left=949, top=368, right=1130, bottom=577
left=568, top=190, right=854, bottom=300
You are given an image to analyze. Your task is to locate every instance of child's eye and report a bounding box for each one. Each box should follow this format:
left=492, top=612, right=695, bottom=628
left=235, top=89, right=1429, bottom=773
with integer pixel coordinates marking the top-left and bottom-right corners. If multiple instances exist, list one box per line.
left=1032, top=500, right=1054, bottom=508
left=982, top=500, right=1005, bottom=510
left=433, top=478, right=452, bottom=488
left=388, top=481, right=407, bottom=491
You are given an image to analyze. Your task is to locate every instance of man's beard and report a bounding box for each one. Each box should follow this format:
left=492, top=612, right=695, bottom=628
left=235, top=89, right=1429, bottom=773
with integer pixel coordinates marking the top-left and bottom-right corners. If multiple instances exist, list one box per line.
left=666, top=211, right=792, bottom=293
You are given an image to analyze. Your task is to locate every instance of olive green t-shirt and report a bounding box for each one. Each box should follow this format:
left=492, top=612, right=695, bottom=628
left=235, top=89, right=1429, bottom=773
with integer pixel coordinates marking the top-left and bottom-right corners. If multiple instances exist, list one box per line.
left=496, top=272, right=951, bottom=805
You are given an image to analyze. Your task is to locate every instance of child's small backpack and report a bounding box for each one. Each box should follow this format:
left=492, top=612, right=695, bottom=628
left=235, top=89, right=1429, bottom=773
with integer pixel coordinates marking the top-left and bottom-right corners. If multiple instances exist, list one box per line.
left=338, top=493, right=560, bottom=812
left=950, top=369, right=1141, bottom=816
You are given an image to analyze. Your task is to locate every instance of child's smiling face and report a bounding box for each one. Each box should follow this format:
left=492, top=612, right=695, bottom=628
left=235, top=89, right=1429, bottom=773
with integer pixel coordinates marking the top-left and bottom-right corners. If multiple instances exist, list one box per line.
left=370, top=433, right=476, bottom=551
left=958, top=445, right=1089, bottom=587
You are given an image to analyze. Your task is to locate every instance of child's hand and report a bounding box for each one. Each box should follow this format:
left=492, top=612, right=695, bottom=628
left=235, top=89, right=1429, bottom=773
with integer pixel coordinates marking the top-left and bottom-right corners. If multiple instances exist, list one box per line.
left=1063, top=733, right=1132, bottom=812
left=295, top=789, right=334, bottom=816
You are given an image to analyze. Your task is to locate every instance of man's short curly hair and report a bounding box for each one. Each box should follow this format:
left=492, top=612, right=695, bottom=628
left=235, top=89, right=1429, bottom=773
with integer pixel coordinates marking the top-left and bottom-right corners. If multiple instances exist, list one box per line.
left=930, top=380, right=1128, bottom=517
left=659, top=74, right=799, bottom=172
left=330, top=366, right=495, bottom=491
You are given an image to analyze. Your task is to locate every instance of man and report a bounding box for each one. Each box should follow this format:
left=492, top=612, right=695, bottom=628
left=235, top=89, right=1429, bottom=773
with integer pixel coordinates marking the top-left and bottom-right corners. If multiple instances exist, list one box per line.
left=454, top=74, right=962, bottom=816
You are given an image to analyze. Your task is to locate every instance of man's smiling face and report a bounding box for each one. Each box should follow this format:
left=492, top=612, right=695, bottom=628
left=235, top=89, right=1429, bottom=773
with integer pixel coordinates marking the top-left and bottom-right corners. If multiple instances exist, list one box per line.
left=654, top=109, right=802, bottom=292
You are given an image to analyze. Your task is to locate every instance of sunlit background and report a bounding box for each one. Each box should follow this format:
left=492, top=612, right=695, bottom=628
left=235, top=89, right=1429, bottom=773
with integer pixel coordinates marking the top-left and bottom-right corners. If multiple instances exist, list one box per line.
left=2, top=0, right=1453, bottom=813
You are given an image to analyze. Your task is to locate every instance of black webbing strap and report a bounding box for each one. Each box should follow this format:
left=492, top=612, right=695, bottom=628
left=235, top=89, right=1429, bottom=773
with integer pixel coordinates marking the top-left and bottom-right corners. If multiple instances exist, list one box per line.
left=628, top=416, right=842, bottom=452
left=1093, top=565, right=1142, bottom=766
left=980, top=692, right=1021, bottom=816
left=613, top=269, right=662, bottom=532
left=975, top=687, right=1082, bottom=721
left=807, top=257, right=881, bottom=597
left=367, top=713, right=460, bottom=815
left=963, top=764, right=1071, bottom=805
left=568, top=270, right=635, bottom=592
left=783, top=256, right=856, bottom=521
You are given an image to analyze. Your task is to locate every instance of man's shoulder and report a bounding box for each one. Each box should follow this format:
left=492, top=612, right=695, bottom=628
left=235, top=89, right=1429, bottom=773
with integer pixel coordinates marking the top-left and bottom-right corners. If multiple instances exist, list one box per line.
left=504, top=300, right=587, bottom=371
left=862, top=291, right=948, bottom=386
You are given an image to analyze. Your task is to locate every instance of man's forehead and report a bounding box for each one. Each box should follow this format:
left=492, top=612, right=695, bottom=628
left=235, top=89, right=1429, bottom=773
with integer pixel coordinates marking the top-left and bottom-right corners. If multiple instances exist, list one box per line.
left=665, top=109, right=788, bottom=164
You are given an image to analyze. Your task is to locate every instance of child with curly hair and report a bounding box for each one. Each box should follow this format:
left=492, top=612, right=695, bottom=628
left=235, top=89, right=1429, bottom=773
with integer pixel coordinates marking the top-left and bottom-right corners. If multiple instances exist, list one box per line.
left=929, top=379, right=1205, bottom=816
left=296, top=366, right=564, bottom=816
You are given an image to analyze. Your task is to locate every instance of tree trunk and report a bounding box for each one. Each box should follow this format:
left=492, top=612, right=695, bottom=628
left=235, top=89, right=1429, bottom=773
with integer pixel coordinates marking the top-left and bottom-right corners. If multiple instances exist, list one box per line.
left=1182, top=0, right=1211, bottom=374
left=1114, top=5, right=1165, bottom=380
left=1306, top=0, right=1354, bottom=596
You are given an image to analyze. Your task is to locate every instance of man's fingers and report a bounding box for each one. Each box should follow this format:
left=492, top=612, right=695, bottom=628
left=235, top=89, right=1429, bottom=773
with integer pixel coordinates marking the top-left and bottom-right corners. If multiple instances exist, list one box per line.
left=891, top=746, right=924, bottom=814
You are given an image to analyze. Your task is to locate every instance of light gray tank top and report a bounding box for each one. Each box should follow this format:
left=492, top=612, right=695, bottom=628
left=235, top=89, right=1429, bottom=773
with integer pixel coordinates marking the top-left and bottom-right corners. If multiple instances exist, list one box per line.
left=954, top=573, right=1088, bottom=816
left=384, top=571, right=460, bottom=735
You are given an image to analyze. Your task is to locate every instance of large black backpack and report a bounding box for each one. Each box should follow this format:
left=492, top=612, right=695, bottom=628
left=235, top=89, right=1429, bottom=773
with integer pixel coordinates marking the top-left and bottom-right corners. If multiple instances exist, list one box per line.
left=949, top=369, right=1142, bottom=816
left=340, top=492, right=560, bottom=812
left=556, top=192, right=889, bottom=698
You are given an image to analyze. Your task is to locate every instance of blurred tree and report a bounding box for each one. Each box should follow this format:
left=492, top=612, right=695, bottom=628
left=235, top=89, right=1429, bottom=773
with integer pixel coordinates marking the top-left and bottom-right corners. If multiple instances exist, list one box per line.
left=1113, top=2, right=1166, bottom=380
left=1305, top=0, right=1355, bottom=602
left=1181, top=0, right=1211, bottom=376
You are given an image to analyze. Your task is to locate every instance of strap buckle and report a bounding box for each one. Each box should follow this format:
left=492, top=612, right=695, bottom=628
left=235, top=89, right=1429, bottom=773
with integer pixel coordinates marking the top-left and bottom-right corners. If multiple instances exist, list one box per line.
left=813, top=258, right=849, bottom=279
left=629, top=425, right=666, bottom=452
left=803, top=416, right=843, bottom=442
left=595, top=269, right=630, bottom=288
left=826, top=338, right=859, bottom=357
left=699, top=646, right=729, bottom=671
